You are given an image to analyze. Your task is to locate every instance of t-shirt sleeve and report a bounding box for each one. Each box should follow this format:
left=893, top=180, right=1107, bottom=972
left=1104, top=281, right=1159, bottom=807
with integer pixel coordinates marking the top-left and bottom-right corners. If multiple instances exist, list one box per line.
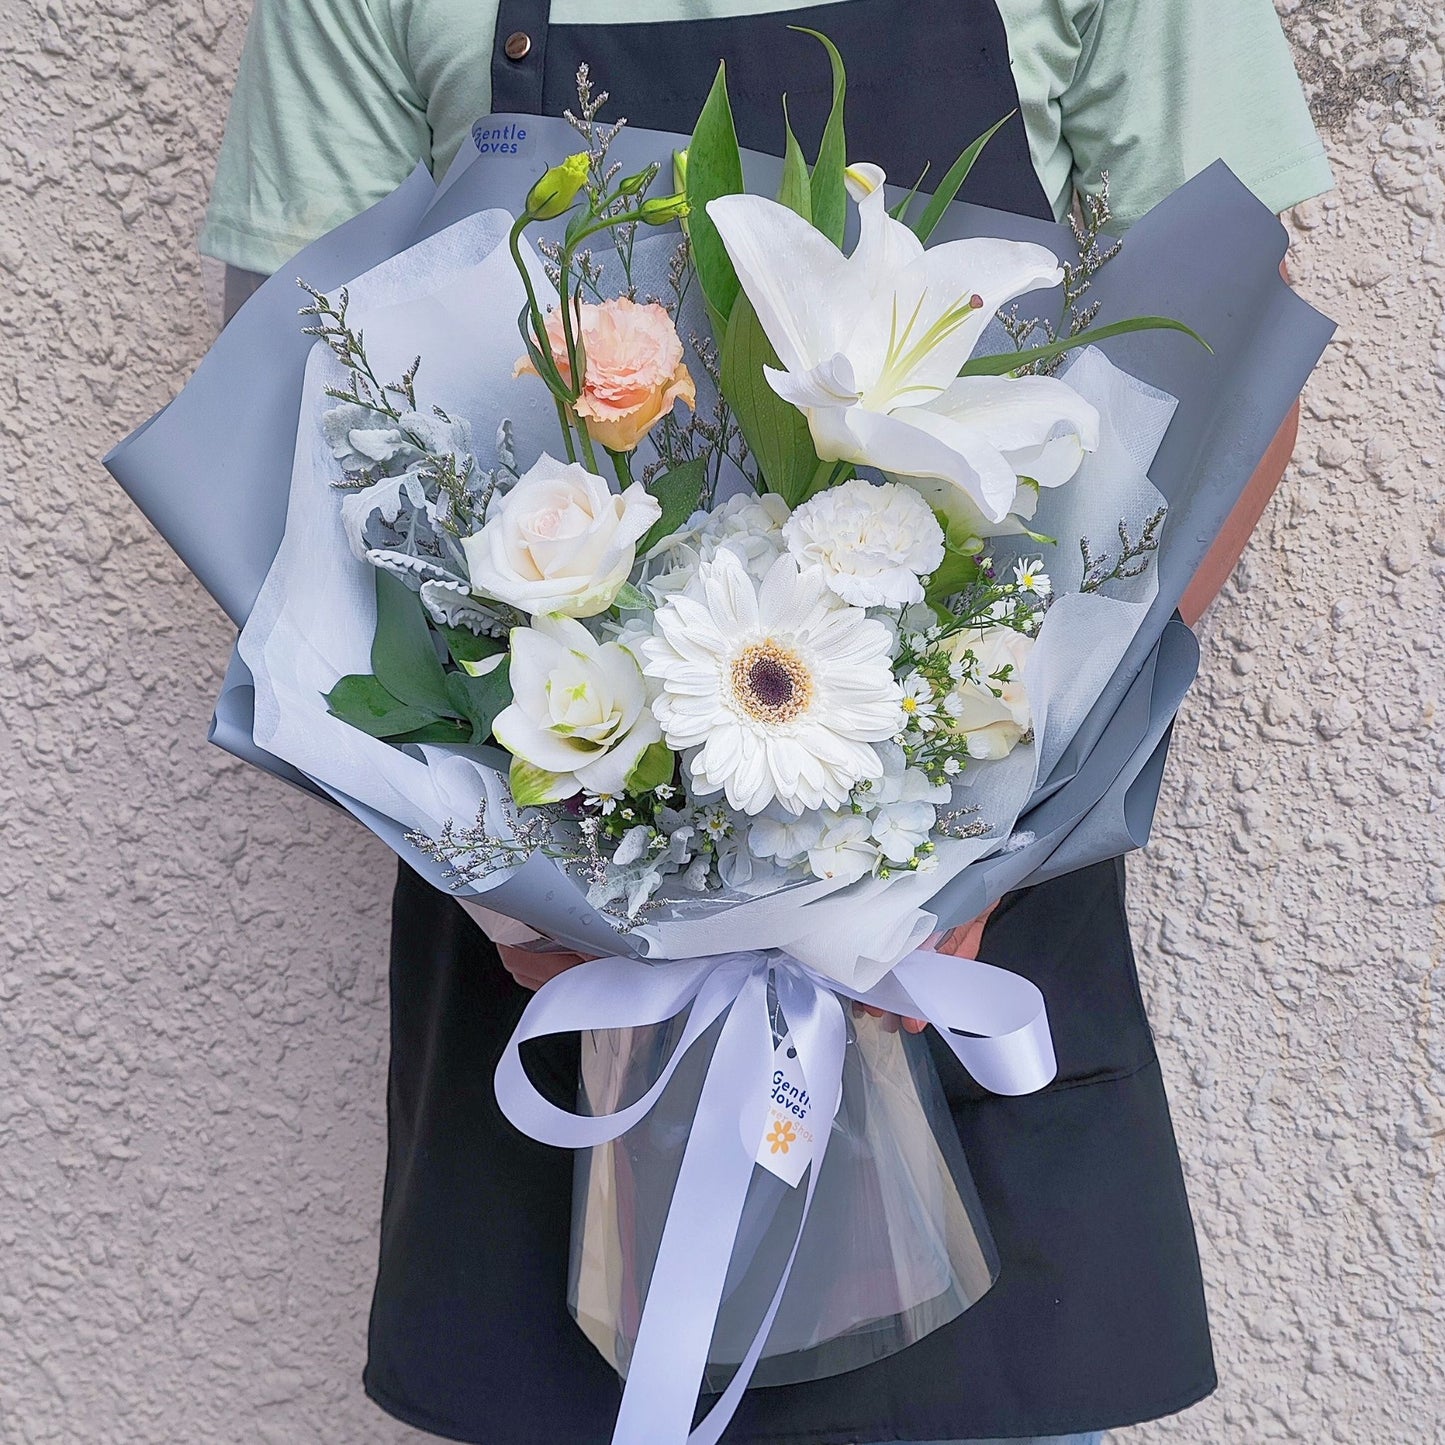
left=200, top=0, right=430, bottom=274
left=1060, top=0, right=1334, bottom=230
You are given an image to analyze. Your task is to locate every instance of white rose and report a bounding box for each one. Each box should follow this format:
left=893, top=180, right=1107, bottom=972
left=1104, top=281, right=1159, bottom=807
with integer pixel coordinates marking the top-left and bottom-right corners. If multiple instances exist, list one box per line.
left=782, top=478, right=945, bottom=608
left=942, top=625, right=1035, bottom=760
left=493, top=616, right=666, bottom=805
left=462, top=454, right=660, bottom=618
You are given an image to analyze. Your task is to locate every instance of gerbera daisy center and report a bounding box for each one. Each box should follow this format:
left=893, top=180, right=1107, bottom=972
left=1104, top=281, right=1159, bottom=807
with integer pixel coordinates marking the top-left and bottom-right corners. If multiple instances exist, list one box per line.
left=731, top=641, right=814, bottom=724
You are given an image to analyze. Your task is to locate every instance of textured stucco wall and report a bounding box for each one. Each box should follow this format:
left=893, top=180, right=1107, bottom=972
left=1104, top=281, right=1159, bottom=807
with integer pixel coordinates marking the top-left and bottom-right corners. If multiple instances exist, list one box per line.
left=0, top=1, right=1439, bottom=1441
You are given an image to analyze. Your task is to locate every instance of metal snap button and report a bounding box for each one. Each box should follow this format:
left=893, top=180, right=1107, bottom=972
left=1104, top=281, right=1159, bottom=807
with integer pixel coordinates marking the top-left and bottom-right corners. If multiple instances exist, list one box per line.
left=503, top=30, right=532, bottom=61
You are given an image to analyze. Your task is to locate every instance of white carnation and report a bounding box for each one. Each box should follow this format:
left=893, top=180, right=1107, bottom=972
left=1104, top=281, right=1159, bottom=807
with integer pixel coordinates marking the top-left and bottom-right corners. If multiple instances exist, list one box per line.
left=782, top=478, right=944, bottom=608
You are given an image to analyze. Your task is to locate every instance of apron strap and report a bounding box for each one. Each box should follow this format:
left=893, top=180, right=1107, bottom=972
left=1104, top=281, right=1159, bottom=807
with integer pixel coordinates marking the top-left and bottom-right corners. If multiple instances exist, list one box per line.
left=492, top=0, right=551, bottom=115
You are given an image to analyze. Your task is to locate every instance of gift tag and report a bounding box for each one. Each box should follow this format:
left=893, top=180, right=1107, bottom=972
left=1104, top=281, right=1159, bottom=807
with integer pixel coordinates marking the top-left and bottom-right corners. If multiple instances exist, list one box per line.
left=755, top=1035, right=820, bottom=1188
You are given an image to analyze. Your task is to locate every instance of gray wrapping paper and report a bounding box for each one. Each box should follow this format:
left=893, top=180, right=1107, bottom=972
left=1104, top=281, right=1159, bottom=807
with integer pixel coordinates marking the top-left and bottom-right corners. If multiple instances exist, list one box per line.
left=105, top=115, right=1334, bottom=936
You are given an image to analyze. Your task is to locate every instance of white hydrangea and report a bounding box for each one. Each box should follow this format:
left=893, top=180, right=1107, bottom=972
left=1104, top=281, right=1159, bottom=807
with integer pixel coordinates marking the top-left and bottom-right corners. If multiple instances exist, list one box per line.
left=782, top=478, right=944, bottom=608
left=646, top=490, right=792, bottom=597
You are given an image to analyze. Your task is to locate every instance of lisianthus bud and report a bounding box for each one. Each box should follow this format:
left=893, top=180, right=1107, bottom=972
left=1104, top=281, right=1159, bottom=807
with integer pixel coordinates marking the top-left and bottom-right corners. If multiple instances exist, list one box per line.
left=525, top=153, right=590, bottom=220
left=616, top=163, right=660, bottom=197
left=638, top=193, right=691, bottom=226
left=672, top=148, right=689, bottom=194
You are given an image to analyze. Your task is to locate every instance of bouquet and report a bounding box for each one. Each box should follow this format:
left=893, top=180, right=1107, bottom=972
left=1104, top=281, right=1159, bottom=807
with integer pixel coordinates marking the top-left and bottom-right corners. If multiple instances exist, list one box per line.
left=107, top=37, right=1333, bottom=1445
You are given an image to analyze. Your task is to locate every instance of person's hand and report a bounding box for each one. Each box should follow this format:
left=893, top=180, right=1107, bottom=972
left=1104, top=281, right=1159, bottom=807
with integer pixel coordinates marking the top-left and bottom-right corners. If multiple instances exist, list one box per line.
left=497, top=942, right=590, bottom=991
left=855, top=902, right=997, bottom=1034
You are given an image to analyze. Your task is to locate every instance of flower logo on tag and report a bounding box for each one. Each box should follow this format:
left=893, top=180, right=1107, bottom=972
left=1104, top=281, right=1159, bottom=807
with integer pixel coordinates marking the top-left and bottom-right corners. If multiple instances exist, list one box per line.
left=766, top=1119, right=798, bottom=1155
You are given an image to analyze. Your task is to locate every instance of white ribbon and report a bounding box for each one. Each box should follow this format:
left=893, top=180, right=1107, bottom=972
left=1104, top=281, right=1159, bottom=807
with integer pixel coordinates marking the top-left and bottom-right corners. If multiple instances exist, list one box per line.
left=494, top=946, right=1056, bottom=1445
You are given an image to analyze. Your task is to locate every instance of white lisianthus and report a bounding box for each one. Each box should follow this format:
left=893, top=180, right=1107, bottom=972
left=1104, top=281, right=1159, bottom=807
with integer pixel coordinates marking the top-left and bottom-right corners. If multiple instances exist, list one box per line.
left=461, top=453, right=660, bottom=618
left=492, top=615, right=666, bottom=804
left=641, top=551, right=903, bottom=816
left=781, top=478, right=944, bottom=608
left=942, top=625, right=1035, bottom=760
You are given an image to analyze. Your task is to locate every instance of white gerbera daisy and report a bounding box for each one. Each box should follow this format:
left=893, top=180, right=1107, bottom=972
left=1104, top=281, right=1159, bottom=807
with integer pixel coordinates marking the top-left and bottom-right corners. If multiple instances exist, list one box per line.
left=641, top=551, right=903, bottom=816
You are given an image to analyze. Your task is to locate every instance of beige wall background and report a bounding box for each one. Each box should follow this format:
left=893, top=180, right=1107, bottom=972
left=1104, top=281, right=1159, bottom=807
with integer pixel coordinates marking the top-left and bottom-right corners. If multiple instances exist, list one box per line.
left=1, top=0, right=1440, bottom=1440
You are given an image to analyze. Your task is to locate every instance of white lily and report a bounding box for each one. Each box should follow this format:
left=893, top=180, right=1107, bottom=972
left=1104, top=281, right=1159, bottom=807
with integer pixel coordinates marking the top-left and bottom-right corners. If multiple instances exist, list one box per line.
left=707, top=164, right=1100, bottom=526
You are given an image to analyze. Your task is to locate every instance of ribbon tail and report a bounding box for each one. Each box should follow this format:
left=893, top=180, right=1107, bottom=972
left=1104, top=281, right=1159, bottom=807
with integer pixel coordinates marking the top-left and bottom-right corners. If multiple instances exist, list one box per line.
left=893, top=950, right=1057, bottom=1095
left=611, top=970, right=776, bottom=1445
left=686, top=974, right=848, bottom=1445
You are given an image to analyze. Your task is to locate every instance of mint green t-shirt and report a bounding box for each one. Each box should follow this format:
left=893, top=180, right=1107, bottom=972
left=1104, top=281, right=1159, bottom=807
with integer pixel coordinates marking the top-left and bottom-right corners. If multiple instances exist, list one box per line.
left=200, top=0, right=1333, bottom=274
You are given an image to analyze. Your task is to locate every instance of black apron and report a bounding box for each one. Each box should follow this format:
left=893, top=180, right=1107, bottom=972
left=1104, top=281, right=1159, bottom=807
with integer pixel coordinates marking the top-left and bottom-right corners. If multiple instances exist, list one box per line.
left=363, top=4, right=1216, bottom=1440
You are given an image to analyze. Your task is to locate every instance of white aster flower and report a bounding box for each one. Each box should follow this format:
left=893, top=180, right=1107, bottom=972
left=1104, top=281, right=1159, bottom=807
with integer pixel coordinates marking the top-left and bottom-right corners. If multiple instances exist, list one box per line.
left=899, top=672, right=938, bottom=732
left=781, top=478, right=944, bottom=608
left=1012, top=557, right=1051, bottom=596
left=806, top=812, right=879, bottom=883
left=707, top=168, right=1099, bottom=526
left=642, top=550, right=903, bottom=816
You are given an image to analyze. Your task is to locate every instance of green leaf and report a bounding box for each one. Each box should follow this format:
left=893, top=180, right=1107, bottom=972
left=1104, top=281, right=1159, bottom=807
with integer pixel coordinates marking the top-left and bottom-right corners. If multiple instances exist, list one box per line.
left=888, top=163, right=931, bottom=224
left=637, top=457, right=708, bottom=555
left=685, top=62, right=746, bottom=327
left=438, top=623, right=505, bottom=669
left=389, top=719, right=475, bottom=745
left=510, top=756, right=577, bottom=807
left=912, top=113, right=1012, bottom=243
left=776, top=98, right=812, bottom=223
left=960, top=316, right=1212, bottom=377
left=924, top=512, right=987, bottom=609
left=445, top=663, right=513, bottom=744
left=613, top=581, right=651, bottom=613
left=324, top=674, right=441, bottom=739
left=721, top=294, right=819, bottom=506
left=626, top=740, right=677, bottom=794
left=371, top=570, right=454, bottom=715
left=792, top=28, right=847, bottom=246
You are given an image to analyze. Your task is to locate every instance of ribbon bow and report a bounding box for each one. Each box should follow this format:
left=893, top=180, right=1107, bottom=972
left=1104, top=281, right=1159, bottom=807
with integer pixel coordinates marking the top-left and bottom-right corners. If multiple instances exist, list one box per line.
left=494, top=945, right=1055, bottom=1445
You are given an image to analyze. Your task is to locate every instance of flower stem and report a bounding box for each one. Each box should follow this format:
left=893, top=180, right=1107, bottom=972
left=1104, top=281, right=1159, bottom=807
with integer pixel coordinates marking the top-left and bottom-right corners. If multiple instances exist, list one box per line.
left=608, top=448, right=635, bottom=487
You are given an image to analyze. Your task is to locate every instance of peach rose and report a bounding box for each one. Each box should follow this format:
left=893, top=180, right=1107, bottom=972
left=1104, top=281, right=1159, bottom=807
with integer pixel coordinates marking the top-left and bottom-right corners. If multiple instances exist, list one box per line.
left=517, top=297, right=696, bottom=452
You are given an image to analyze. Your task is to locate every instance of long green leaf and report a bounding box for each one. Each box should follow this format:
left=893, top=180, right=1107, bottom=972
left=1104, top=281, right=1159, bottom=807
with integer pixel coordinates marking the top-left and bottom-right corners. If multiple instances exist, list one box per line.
left=638, top=458, right=708, bottom=555
left=792, top=28, right=847, bottom=246
left=960, top=315, right=1211, bottom=377
left=776, top=97, right=812, bottom=223
left=912, top=113, right=1012, bottom=243
left=324, top=674, right=440, bottom=739
left=888, top=163, right=931, bottom=223
left=721, top=294, right=819, bottom=506
left=686, top=63, right=745, bottom=327
left=371, top=570, right=454, bottom=714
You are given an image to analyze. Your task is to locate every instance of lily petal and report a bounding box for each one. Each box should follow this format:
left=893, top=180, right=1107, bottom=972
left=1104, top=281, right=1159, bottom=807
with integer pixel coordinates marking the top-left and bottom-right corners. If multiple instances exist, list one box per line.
left=764, top=353, right=859, bottom=410
left=929, top=374, right=1100, bottom=452
left=838, top=406, right=1020, bottom=523
left=706, top=194, right=853, bottom=372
